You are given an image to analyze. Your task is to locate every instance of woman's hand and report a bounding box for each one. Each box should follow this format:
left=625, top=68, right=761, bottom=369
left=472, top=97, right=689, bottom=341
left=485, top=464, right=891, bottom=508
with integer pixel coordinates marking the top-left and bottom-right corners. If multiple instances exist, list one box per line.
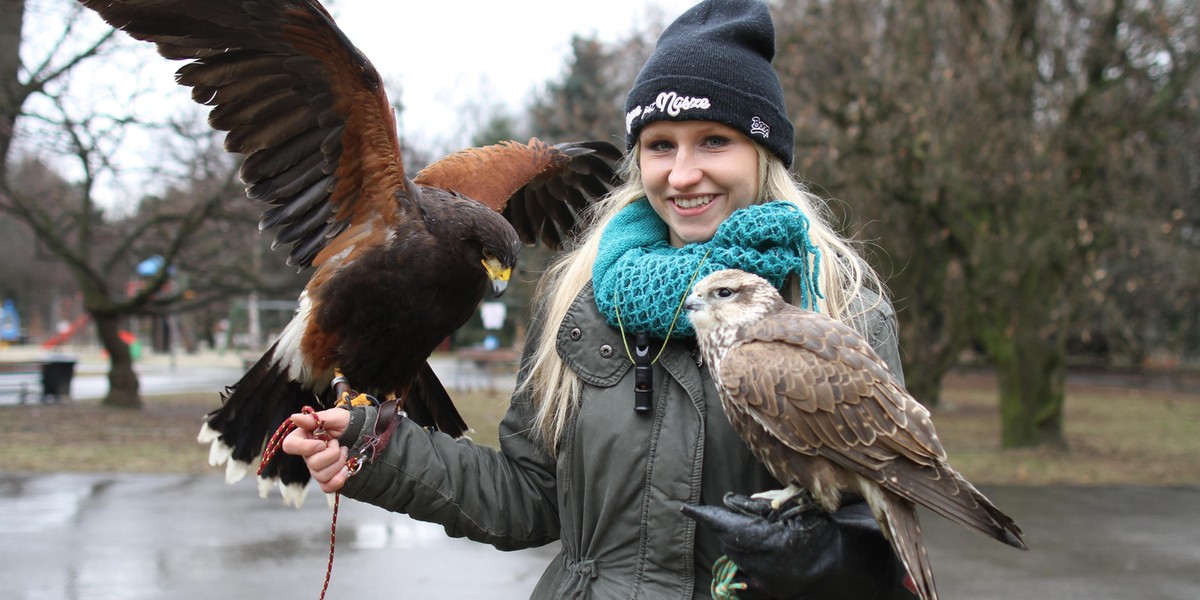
left=683, top=493, right=917, bottom=600
left=282, top=408, right=352, bottom=493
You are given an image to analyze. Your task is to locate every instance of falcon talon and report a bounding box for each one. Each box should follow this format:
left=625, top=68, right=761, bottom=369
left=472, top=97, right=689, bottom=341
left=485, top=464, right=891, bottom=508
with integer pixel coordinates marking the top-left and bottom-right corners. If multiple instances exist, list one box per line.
left=775, top=502, right=810, bottom=522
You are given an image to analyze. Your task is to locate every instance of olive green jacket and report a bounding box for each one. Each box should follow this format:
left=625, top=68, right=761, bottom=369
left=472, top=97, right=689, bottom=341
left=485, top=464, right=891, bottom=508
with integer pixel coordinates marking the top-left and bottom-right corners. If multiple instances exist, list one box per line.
left=339, top=282, right=903, bottom=599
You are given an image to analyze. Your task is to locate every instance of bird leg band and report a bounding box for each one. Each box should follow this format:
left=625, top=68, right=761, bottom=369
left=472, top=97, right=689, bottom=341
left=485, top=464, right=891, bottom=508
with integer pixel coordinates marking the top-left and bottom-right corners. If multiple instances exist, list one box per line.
left=332, top=373, right=380, bottom=408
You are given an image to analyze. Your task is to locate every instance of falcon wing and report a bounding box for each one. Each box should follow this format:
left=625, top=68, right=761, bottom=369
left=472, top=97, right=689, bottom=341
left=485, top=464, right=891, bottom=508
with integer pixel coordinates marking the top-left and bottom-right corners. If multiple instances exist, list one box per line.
left=415, top=139, right=622, bottom=249
left=83, top=0, right=410, bottom=269
left=719, top=311, right=945, bottom=468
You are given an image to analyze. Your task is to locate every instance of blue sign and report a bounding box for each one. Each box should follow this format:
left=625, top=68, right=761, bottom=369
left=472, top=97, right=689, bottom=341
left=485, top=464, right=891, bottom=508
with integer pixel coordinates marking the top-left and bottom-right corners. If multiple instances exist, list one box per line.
left=0, top=299, right=19, bottom=342
left=137, top=255, right=175, bottom=277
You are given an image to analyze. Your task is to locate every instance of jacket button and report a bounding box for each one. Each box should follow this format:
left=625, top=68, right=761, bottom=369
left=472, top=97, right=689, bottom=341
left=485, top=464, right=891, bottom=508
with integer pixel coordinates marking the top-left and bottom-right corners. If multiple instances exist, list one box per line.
left=599, top=344, right=613, bottom=358
left=569, top=327, right=582, bottom=341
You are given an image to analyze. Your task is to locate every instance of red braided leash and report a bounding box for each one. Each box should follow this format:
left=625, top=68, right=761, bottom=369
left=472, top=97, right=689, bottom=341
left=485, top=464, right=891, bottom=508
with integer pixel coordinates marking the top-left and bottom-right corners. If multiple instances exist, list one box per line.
left=260, top=406, right=341, bottom=600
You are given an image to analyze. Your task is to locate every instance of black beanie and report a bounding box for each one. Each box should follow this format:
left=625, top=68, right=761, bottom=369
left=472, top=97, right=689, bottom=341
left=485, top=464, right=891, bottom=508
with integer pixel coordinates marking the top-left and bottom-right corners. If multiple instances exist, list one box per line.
left=624, top=0, right=794, bottom=167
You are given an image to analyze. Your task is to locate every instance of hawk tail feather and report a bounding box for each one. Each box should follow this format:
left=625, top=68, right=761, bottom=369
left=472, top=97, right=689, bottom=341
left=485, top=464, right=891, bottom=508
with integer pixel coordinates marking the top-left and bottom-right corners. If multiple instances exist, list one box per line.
left=201, top=342, right=317, bottom=490
left=404, top=361, right=469, bottom=438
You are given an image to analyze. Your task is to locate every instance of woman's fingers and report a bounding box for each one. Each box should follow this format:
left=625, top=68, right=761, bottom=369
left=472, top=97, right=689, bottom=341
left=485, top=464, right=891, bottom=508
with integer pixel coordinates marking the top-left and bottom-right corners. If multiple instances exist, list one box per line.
left=281, top=426, right=326, bottom=457
left=309, top=439, right=347, bottom=478
left=288, top=408, right=350, bottom=438
left=278, top=409, right=353, bottom=493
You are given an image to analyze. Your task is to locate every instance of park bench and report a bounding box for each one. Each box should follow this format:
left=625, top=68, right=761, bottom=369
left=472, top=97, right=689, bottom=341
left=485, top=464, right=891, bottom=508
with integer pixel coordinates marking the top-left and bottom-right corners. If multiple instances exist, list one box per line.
left=0, top=359, right=77, bottom=404
left=0, top=361, right=43, bottom=403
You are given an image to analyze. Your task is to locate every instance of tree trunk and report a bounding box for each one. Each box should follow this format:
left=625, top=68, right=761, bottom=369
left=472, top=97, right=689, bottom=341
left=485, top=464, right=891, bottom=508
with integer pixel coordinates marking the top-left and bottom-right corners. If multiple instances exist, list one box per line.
left=94, top=312, right=141, bottom=408
left=979, top=279, right=1069, bottom=448
left=888, top=227, right=969, bottom=408
left=993, top=331, right=1067, bottom=448
left=0, top=0, right=26, bottom=172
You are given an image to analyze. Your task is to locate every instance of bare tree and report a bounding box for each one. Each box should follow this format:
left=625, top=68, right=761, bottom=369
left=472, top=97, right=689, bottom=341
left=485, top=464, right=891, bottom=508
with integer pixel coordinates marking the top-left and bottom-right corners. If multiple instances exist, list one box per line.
left=774, top=0, right=977, bottom=408
left=773, top=0, right=1200, bottom=447
left=0, top=0, right=113, bottom=174
left=529, top=34, right=640, bottom=147
left=0, top=1, right=261, bottom=407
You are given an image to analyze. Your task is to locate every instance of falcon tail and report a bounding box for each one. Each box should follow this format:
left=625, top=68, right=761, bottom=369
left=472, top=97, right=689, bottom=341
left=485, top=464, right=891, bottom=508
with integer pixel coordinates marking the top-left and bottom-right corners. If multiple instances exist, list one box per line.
left=866, top=488, right=939, bottom=600
left=198, top=341, right=318, bottom=507
left=898, top=464, right=1028, bottom=551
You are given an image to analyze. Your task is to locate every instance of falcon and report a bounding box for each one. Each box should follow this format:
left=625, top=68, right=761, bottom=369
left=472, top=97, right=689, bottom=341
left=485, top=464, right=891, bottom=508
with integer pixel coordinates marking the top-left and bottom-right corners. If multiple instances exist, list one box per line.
left=685, top=269, right=1027, bottom=600
left=80, top=0, right=620, bottom=506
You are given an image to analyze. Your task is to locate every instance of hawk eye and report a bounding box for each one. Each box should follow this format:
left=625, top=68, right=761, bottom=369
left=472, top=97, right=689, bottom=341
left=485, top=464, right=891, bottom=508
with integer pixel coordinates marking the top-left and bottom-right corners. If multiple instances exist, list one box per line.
left=716, top=287, right=734, bottom=298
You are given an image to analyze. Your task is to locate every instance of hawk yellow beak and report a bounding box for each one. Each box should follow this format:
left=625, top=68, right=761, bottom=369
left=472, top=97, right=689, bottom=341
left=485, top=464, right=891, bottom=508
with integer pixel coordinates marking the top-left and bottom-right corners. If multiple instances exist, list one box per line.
left=482, top=257, right=511, bottom=297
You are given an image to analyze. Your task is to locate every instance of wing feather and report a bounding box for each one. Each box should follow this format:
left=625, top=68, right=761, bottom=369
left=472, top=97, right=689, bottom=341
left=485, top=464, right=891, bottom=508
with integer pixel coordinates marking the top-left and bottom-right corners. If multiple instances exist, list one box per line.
left=718, top=316, right=946, bottom=473
left=415, top=139, right=621, bottom=250
left=247, top=144, right=328, bottom=203
left=81, top=0, right=410, bottom=269
left=260, top=174, right=333, bottom=232
left=275, top=202, right=335, bottom=250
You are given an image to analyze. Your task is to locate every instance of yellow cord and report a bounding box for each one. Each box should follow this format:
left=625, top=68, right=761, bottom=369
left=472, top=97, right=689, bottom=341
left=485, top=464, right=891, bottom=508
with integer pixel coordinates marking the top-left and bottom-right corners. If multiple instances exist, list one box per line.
left=613, top=250, right=711, bottom=365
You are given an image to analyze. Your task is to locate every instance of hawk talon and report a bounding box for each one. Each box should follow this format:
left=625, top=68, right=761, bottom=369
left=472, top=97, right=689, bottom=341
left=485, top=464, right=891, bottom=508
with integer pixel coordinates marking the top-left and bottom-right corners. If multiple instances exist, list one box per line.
left=332, top=372, right=379, bottom=409
left=340, top=393, right=376, bottom=408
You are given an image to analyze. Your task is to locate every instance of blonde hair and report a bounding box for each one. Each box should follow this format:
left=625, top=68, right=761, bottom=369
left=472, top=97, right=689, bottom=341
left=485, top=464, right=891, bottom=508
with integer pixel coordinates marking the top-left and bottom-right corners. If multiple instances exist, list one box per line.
left=521, top=145, right=885, bottom=454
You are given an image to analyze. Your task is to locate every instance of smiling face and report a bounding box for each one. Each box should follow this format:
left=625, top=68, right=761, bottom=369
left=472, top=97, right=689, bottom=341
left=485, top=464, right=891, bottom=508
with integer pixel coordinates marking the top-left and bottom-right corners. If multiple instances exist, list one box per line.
left=638, top=120, right=762, bottom=247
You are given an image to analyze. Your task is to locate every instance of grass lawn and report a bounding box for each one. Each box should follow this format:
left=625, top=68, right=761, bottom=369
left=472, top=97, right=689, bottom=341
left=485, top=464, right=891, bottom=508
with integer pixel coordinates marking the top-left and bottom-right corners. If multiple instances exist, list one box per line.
left=2, top=370, right=1197, bottom=485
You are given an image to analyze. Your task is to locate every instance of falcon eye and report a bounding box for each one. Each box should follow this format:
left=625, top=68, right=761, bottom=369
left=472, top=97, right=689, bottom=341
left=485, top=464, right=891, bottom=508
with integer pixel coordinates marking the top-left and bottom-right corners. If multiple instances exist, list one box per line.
left=716, top=287, right=734, bottom=298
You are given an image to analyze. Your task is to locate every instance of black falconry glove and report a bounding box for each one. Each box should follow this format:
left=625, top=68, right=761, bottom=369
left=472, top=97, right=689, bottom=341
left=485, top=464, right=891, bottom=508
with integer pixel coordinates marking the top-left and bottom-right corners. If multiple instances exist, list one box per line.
left=682, top=492, right=918, bottom=600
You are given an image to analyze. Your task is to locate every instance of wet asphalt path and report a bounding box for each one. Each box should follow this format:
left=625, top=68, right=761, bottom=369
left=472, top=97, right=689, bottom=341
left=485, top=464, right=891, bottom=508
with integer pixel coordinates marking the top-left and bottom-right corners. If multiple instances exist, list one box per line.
left=2, top=352, right=1196, bottom=598
left=1, top=473, right=1197, bottom=600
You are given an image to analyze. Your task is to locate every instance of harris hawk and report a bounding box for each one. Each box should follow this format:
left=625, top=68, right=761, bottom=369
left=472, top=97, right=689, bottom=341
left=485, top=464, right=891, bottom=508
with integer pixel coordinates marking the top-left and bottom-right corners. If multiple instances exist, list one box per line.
left=685, top=270, right=1027, bottom=600
left=80, top=0, right=621, bottom=506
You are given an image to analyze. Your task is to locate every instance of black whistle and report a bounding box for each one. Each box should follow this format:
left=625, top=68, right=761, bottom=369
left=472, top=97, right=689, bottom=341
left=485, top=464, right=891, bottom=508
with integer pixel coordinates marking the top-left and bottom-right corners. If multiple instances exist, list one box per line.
left=634, top=331, right=653, bottom=414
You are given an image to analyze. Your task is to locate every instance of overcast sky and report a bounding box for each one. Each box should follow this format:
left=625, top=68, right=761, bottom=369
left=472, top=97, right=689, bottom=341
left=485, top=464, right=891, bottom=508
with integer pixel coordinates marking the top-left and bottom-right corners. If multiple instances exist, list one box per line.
left=330, top=0, right=695, bottom=150
left=20, top=0, right=698, bottom=207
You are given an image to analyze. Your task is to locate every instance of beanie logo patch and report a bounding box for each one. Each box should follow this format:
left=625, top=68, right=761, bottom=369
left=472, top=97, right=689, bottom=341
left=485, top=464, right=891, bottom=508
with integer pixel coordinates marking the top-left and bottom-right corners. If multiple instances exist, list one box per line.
left=625, top=91, right=712, bottom=133
left=655, top=91, right=712, bottom=117
left=750, top=116, right=771, bottom=139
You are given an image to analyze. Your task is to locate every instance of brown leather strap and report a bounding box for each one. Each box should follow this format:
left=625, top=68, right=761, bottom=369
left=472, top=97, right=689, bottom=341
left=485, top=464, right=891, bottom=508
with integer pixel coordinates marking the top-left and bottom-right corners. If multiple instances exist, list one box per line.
left=349, top=398, right=403, bottom=474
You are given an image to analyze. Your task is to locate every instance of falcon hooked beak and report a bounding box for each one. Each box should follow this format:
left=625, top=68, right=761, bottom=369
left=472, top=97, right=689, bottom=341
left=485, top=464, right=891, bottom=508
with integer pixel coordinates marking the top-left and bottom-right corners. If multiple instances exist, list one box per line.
left=482, top=256, right=512, bottom=297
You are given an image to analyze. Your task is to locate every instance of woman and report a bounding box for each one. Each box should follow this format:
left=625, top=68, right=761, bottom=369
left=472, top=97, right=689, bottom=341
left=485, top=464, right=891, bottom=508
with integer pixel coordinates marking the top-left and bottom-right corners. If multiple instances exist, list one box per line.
left=284, top=1, right=913, bottom=598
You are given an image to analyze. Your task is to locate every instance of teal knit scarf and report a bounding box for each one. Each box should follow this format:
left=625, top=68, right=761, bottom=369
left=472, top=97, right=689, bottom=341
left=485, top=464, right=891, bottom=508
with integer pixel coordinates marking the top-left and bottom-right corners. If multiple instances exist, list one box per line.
left=592, top=198, right=822, bottom=338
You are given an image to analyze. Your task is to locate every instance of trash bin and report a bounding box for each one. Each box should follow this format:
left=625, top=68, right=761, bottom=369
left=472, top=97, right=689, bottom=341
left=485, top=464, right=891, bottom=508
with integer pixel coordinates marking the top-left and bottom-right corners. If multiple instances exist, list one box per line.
left=41, top=357, right=77, bottom=403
